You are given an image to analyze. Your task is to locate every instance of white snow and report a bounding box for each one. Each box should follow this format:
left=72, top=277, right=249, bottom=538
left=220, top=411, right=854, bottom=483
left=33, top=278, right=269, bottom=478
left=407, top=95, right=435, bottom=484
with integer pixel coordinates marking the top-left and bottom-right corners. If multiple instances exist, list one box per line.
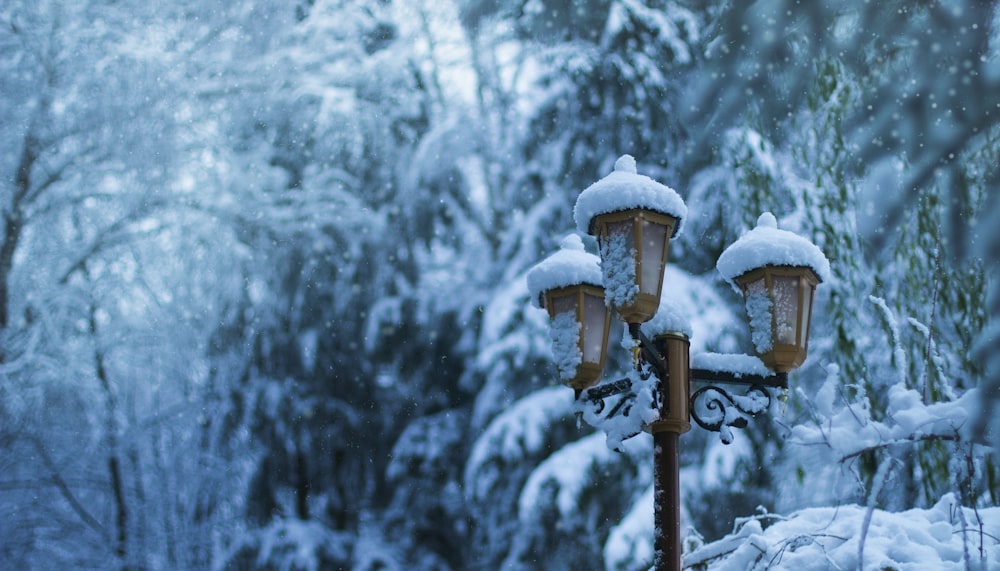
left=691, top=352, right=772, bottom=377
left=744, top=280, right=774, bottom=353
left=525, top=233, right=603, bottom=307
left=791, top=382, right=981, bottom=462
left=599, top=225, right=640, bottom=309
left=573, top=154, right=688, bottom=236
left=688, top=493, right=1000, bottom=570
left=227, top=519, right=352, bottom=571
left=640, top=294, right=693, bottom=339
left=635, top=265, right=739, bottom=348
left=603, top=485, right=655, bottom=571
left=517, top=431, right=649, bottom=523
left=716, top=212, right=831, bottom=287
left=579, top=367, right=661, bottom=451
left=549, top=311, right=582, bottom=381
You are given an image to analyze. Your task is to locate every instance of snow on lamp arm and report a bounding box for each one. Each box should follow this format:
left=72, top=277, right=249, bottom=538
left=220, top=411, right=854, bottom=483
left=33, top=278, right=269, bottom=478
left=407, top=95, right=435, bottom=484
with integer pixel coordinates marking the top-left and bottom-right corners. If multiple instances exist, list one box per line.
left=573, top=155, right=687, bottom=324
left=526, top=234, right=612, bottom=394
left=716, top=212, right=831, bottom=374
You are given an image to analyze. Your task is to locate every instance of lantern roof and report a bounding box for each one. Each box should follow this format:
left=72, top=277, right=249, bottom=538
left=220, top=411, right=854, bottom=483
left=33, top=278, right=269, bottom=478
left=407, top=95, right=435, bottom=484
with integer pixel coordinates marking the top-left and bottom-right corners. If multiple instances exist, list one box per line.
left=573, top=154, right=687, bottom=236
left=716, top=212, right=831, bottom=287
left=526, top=234, right=603, bottom=308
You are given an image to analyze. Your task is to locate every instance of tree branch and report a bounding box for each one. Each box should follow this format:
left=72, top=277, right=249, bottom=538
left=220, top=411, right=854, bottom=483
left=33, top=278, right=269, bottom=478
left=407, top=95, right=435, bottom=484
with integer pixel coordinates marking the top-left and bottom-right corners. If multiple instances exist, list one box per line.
left=28, top=435, right=108, bottom=540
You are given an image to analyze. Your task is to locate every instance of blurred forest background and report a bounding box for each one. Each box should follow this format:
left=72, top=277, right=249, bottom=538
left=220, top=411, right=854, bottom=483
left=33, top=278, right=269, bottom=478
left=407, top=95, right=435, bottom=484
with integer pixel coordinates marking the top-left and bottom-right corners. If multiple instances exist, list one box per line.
left=2, top=0, right=999, bottom=569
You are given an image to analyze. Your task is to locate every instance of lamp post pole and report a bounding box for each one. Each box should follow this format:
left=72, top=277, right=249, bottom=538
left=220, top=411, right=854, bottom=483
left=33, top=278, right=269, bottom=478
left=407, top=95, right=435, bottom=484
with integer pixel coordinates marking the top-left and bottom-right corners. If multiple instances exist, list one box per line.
left=526, top=155, right=829, bottom=571
left=654, top=428, right=682, bottom=571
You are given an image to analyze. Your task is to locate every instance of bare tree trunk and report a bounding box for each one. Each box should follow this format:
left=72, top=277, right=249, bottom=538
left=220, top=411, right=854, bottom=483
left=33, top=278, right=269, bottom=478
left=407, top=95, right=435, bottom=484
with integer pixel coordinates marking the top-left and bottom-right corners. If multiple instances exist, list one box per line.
left=0, top=130, right=38, bottom=346
left=90, top=303, right=130, bottom=569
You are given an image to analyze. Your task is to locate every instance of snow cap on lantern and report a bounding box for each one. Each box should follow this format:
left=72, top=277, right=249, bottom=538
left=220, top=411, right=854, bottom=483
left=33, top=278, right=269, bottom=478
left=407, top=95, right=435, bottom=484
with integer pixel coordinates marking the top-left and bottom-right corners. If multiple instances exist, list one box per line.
left=573, top=155, right=688, bottom=324
left=526, top=234, right=611, bottom=392
left=526, top=234, right=602, bottom=308
left=716, top=212, right=830, bottom=373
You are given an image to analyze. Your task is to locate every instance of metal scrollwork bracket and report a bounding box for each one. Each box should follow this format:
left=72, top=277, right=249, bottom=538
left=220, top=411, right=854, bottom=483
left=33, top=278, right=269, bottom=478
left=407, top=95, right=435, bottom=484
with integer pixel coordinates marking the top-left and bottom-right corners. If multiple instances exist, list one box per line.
left=689, top=368, right=785, bottom=444
left=690, top=384, right=771, bottom=443
left=581, top=377, right=634, bottom=415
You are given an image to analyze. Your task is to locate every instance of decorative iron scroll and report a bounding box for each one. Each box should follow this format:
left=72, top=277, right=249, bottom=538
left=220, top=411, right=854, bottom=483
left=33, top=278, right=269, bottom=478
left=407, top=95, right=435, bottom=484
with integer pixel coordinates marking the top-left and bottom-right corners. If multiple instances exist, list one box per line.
left=690, top=384, right=772, bottom=444
left=576, top=373, right=663, bottom=450
left=581, top=378, right=633, bottom=411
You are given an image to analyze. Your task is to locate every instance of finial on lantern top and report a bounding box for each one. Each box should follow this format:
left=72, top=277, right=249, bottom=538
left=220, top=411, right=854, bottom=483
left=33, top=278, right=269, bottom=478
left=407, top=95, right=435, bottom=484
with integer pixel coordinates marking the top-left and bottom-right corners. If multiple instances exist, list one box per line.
left=614, top=154, right=637, bottom=174
left=560, top=233, right=586, bottom=251
left=757, top=212, right=778, bottom=229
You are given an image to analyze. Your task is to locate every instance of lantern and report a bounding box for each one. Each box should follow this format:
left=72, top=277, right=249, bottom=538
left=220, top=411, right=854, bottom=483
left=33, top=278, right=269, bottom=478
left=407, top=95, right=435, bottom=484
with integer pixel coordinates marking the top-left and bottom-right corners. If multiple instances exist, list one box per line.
left=716, top=213, right=830, bottom=374
left=732, top=266, right=821, bottom=372
left=526, top=235, right=612, bottom=392
left=589, top=208, right=678, bottom=323
left=574, top=155, right=687, bottom=324
left=540, top=284, right=612, bottom=392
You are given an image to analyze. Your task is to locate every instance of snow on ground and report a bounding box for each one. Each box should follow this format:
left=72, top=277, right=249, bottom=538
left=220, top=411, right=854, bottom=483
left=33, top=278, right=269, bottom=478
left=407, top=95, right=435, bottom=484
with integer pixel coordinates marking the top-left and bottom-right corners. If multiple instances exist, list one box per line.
left=687, top=493, right=1000, bottom=570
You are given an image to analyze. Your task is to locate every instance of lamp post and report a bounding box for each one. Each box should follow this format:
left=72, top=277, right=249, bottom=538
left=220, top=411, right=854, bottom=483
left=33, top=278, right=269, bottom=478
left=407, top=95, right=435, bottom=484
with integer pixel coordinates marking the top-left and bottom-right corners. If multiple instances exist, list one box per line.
left=526, top=156, right=830, bottom=571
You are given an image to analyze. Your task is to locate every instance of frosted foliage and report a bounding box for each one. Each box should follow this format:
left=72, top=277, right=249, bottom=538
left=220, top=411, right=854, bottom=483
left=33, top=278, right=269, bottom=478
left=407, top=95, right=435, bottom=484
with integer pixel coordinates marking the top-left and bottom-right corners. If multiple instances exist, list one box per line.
left=640, top=265, right=738, bottom=351
left=226, top=520, right=352, bottom=571
left=464, top=388, right=575, bottom=503
left=791, top=381, right=982, bottom=460
left=600, top=225, right=638, bottom=310
left=744, top=280, right=772, bottom=354
left=603, top=485, right=654, bottom=571
left=517, top=432, right=648, bottom=523
left=550, top=311, right=582, bottom=381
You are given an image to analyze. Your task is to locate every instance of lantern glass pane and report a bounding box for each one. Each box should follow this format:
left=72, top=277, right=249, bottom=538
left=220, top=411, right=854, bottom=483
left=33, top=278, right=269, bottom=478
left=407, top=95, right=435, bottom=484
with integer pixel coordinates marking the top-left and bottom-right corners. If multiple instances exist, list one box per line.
left=639, top=219, right=668, bottom=295
left=605, top=220, right=635, bottom=245
left=773, top=276, right=800, bottom=345
left=582, top=293, right=607, bottom=364
left=800, top=280, right=813, bottom=346
left=550, top=293, right=577, bottom=317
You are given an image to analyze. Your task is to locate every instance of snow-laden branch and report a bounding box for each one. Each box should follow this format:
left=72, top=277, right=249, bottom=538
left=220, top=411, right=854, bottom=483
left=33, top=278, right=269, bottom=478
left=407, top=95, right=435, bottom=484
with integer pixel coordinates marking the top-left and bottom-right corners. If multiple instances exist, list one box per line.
left=790, top=378, right=983, bottom=464
left=685, top=493, right=1000, bottom=570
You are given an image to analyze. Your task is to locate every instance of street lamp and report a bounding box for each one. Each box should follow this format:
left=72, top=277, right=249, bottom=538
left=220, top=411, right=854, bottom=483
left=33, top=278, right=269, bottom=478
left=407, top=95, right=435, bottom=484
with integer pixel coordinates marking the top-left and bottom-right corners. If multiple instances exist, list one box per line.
left=526, top=156, right=830, bottom=571
left=573, top=154, right=686, bottom=323
left=526, top=234, right=612, bottom=395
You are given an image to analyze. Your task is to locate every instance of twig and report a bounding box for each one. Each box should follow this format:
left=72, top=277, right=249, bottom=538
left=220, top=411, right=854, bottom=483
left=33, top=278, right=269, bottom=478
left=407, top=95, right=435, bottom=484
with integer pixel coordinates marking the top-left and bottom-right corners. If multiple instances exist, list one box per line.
left=858, top=459, right=898, bottom=571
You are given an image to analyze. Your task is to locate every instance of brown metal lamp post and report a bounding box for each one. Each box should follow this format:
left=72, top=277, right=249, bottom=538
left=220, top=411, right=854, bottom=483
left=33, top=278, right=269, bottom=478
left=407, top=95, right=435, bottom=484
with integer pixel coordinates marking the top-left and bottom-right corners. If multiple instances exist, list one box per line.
left=528, top=159, right=829, bottom=571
